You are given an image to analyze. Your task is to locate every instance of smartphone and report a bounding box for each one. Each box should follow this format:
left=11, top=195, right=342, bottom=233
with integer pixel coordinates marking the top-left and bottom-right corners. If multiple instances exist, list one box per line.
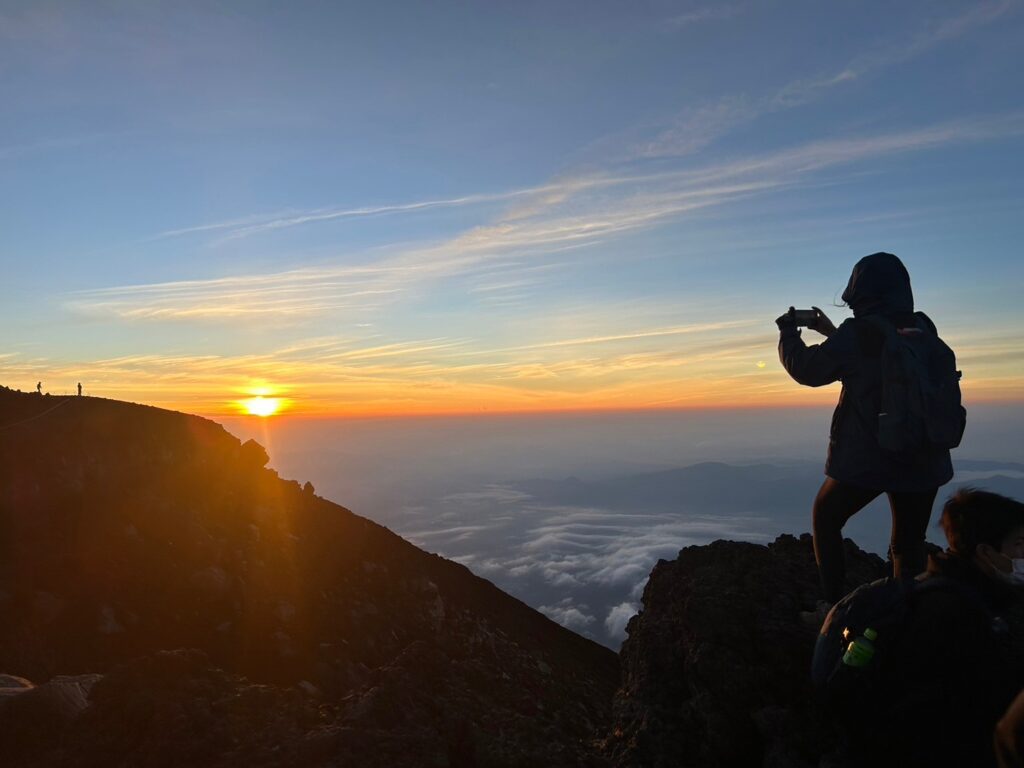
left=792, top=309, right=817, bottom=327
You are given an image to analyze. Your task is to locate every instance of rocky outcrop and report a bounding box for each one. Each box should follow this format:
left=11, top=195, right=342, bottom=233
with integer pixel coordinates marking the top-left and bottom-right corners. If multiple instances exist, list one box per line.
left=603, top=534, right=887, bottom=768
left=0, top=389, right=617, bottom=766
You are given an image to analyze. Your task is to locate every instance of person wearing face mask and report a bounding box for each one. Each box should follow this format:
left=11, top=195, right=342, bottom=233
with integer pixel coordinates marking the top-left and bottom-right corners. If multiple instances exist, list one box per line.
left=776, top=252, right=961, bottom=606
left=865, top=488, right=1024, bottom=767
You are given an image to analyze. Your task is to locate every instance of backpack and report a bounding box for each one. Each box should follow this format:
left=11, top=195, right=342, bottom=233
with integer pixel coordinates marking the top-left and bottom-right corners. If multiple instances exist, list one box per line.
left=811, top=577, right=911, bottom=703
left=866, top=313, right=966, bottom=455
left=811, top=575, right=998, bottom=705
left=812, top=575, right=1008, bottom=762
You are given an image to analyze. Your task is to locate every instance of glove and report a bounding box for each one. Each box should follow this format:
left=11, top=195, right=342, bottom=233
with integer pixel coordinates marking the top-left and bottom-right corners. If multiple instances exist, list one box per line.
left=775, top=306, right=798, bottom=332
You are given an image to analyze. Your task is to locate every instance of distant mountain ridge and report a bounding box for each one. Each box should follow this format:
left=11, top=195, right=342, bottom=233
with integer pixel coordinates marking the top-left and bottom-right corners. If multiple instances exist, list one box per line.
left=517, top=461, right=804, bottom=514
left=517, top=458, right=1024, bottom=515
left=0, top=388, right=618, bottom=766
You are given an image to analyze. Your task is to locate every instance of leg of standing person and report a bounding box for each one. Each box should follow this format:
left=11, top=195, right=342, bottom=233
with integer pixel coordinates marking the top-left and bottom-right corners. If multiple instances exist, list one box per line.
left=813, top=478, right=882, bottom=603
left=887, top=488, right=938, bottom=581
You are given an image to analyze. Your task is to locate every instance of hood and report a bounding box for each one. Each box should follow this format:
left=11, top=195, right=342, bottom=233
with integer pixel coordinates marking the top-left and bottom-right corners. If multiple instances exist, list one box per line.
left=840, top=252, right=914, bottom=317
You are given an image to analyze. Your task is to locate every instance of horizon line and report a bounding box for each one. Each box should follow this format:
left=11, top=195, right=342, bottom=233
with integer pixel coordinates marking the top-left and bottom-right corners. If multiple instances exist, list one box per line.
left=210, top=398, right=1023, bottom=422
left=5, top=387, right=1019, bottom=422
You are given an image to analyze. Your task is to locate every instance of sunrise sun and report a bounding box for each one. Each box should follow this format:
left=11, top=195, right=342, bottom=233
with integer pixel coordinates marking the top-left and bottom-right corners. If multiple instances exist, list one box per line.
left=241, top=396, right=283, bottom=417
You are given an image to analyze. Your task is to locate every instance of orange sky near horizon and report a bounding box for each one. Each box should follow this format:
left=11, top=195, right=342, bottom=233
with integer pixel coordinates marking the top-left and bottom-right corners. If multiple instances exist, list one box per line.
left=2, top=360, right=1016, bottom=421
left=4, top=310, right=1019, bottom=419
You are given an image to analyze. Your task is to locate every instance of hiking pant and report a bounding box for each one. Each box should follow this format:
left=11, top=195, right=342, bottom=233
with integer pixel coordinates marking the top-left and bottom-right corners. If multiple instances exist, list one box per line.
left=812, top=478, right=937, bottom=604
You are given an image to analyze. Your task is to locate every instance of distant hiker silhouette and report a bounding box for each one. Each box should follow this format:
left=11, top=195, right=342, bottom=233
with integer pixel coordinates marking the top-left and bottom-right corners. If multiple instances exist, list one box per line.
left=77, top=382, right=82, bottom=397
left=36, top=381, right=42, bottom=395
left=776, top=252, right=965, bottom=603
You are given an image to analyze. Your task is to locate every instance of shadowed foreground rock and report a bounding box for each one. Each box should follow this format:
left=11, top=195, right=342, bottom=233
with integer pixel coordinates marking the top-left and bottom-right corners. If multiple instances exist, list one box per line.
left=603, top=534, right=887, bottom=768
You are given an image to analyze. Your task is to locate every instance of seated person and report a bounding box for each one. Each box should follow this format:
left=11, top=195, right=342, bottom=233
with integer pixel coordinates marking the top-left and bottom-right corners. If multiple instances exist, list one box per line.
left=865, top=489, right=1024, bottom=767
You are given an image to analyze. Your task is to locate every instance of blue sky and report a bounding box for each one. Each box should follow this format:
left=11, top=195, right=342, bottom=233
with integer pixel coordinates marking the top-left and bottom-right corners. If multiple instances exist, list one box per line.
left=2, top=1, right=1022, bottom=415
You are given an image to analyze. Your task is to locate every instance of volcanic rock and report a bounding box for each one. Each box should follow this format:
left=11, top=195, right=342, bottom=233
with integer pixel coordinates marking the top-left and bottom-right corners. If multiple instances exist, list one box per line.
left=0, top=389, right=617, bottom=766
left=603, top=534, right=887, bottom=768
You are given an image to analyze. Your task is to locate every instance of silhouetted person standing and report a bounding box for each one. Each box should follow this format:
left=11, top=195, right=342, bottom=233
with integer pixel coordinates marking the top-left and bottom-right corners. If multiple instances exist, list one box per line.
left=776, top=252, right=962, bottom=603
left=77, top=382, right=82, bottom=397
left=36, top=381, right=41, bottom=395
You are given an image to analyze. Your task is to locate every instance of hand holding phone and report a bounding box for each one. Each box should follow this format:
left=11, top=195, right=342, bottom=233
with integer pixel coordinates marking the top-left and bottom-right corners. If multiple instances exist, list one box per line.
left=776, top=307, right=837, bottom=337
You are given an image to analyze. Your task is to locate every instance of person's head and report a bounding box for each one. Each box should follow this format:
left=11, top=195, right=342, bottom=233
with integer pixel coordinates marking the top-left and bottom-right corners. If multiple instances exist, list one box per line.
left=940, top=488, right=1024, bottom=576
left=841, top=252, right=914, bottom=317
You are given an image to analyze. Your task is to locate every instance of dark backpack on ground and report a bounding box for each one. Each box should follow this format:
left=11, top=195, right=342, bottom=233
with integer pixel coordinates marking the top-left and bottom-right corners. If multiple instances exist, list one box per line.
left=866, top=313, right=966, bottom=455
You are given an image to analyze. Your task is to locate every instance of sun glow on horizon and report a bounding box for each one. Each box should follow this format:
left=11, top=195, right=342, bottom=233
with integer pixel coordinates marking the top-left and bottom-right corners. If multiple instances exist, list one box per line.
left=240, top=395, right=285, bottom=417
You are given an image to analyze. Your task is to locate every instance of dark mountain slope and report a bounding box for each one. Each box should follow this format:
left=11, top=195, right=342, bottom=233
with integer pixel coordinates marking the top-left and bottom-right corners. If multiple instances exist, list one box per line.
left=0, top=389, right=618, bottom=766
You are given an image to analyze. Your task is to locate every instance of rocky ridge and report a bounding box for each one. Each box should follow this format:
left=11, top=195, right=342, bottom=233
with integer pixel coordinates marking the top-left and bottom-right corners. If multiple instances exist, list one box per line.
left=603, top=534, right=888, bottom=768
left=0, top=389, right=618, bottom=767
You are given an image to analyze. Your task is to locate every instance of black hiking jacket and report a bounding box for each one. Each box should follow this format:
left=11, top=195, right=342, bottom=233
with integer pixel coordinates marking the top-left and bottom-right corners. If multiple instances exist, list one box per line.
left=874, top=553, right=1024, bottom=767
left=778, top=253, right=954, bottom=492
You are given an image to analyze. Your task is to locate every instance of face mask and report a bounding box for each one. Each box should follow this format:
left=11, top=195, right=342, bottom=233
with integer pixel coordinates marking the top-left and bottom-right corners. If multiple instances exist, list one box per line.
left=995, top=551, right=1024, bottom=586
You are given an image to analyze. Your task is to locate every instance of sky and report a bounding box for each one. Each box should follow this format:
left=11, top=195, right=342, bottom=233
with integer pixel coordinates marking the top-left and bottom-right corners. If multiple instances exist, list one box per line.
left=2, top=0, right=1023, bottom=417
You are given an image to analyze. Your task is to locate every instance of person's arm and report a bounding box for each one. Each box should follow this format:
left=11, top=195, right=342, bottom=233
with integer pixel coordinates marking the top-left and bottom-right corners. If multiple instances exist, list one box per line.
left=776, top=311, right=845, bottom=387
left=995, top=689, right=1024, bottom=768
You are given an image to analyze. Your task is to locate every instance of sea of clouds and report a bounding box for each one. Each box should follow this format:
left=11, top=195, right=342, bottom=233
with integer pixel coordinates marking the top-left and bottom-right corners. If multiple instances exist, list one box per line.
left=224, top=405, right=1024, bottom=649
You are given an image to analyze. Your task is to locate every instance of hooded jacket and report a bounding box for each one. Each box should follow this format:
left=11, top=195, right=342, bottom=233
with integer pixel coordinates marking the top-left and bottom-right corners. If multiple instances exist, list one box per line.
left=778, top=252, right=954, bottom=491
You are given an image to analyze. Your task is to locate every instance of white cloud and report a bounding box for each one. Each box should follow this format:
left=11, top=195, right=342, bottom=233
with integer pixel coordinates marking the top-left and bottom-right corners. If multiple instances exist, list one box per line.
left=395, top=481, right=775, bottom=643
left=667, top=5, right=740, bottom=28
left=152, top=187, right=551, bottom=242
left=538, top=599, right=596, bottom=632
left=68, top=111, right=1024, bottom=325
left=639, top=1, right=1017, bottom=158
left=422, top=499, right=770, bottom=590
left=439, top=486, right=535, bottom=505
left=605, top=602, right=639, bottom=640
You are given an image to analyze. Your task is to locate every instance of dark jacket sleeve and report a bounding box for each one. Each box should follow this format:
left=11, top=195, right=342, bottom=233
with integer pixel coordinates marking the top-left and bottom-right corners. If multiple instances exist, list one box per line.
left=778, top=323, right=849, bottom=387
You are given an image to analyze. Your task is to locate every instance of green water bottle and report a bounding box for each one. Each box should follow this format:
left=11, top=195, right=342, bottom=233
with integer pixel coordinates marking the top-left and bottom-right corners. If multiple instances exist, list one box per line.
left=841, top=627, right=878, bottom=668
